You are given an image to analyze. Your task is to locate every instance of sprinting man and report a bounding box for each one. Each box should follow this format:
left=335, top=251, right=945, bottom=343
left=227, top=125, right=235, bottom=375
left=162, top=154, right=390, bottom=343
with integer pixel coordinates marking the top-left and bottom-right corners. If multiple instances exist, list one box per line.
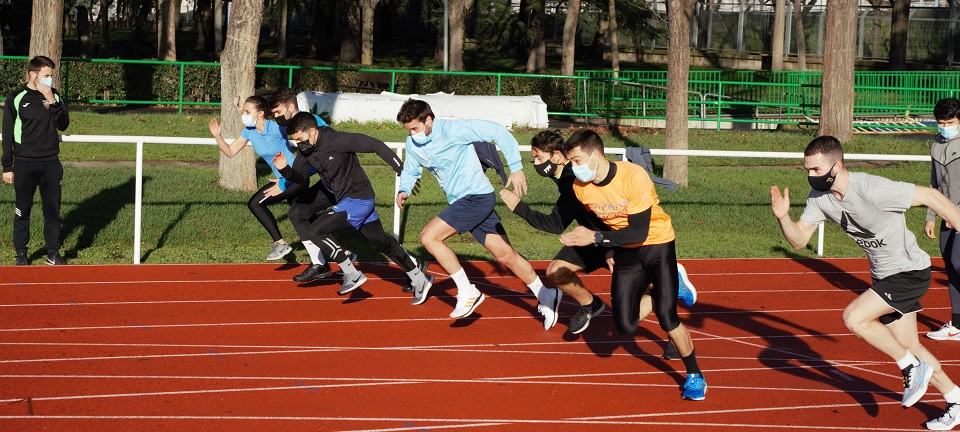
left=2, top=56, right=70, bottom=265
left=923, top=97, right=960, bottom=342
left=558, top=128, right=706, bottom=401
left=208, top=95, right=304, bottom=262
left=395, top=99, right=562, bottom=327
left=275, top=112, right=432, bottom=297
left=772, top=135, right=960, bottom=430
left=500, top=130, right=697, bottom=349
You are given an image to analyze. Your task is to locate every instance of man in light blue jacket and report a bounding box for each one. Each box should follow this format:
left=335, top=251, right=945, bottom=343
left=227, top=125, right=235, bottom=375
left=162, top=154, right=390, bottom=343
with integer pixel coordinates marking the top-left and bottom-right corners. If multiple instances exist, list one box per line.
left=395, top=99, right=562, bottom=328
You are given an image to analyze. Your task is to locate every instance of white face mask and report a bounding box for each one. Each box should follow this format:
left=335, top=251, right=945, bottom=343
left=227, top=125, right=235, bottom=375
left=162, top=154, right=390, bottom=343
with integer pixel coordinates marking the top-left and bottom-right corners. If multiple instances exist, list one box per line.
left=939, top=124, right=960, bottom=140
left=411, top=131, right=431, bottom=144
left=39, top=77, right=53, bottom=88
left=241, top=114, right=257, bottom=128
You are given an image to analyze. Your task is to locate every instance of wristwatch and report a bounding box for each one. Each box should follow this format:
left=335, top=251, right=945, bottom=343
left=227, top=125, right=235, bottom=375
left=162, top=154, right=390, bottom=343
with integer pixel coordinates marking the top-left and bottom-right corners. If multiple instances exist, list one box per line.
left=594, top=231, right=604, bottom=246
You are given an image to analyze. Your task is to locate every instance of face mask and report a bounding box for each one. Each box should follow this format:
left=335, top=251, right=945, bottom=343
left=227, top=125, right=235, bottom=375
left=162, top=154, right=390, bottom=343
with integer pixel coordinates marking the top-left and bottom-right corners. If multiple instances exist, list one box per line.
left=411, top=131, right=431, bottom=144
left=533, top=157, right=558, bottom=178
left=241, top=114, right=257, bottom=128
left=807, top=165, right=837, bottom=192
left=39, top=77, right=53, bottom=87
left=939, top=124, right=960, bottom=140
left=572, top=152, right=597, bottom=183
left=274, top=115, right=289, bottom=127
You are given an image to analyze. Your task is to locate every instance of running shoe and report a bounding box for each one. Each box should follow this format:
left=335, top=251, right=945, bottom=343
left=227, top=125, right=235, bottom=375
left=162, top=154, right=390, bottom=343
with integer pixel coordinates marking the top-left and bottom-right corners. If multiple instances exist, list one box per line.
left=266, top=241, right=293, bottom=261
left=337, top=272, right=368, bottom=295
left=293, top=263, right=333, bottom=282
left=903, top=359, right=933, bottom=407
left=682, top=373, right=707, bottom=400
left=928, top=321, right=960, bottom=341
left=450, top=287, right=485, bottom=319
left=15, top=252, right=28, bottom=266
left=537, top=287, right=562, bottom=330
left=927, top=402, right=960, bottom=431
left=569, top=295, right=605, bottom=335
left=677, top=263, right=697, bottom=307
left=45, top=253, right=66, bottom=265
left=410, top=272, right=435, bottom=305
left=403, top=258, right=430, bottom=293
left=662, top=340, right=681, bottom=360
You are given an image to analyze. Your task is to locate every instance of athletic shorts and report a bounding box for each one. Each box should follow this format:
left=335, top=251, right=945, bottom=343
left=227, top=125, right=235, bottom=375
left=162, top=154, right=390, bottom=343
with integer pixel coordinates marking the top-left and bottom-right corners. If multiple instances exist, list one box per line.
left=438, top=193, right=506, bottom=245
left=553, top=245, right=610, bottom=274
left=332, top=197, right=379, bottom=230
left=871, top=267, right=930, bottom=325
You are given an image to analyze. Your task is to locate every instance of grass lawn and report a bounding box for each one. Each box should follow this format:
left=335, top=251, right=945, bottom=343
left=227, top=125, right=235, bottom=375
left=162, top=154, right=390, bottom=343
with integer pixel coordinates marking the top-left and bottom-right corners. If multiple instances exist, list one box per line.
left=0, top=110, right=940, bottom=264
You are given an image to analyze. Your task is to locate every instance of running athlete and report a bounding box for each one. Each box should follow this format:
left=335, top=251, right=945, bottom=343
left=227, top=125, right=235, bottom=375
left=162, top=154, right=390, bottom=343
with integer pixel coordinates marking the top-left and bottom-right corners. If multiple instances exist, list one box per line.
left=2, top=56, right=70, bottom=265
left=274, top=112, right=432, bottom=296
left=772, top=135, right=960, bottom=430
left=209, top=95, right=303, bottom=261
left=395, top=99, right=562, bottom=327
left=923, top=97, right=960, bottom=342
left=558, top=128, right=707, bottom=401
left=500, top=131, right=697, bottom=345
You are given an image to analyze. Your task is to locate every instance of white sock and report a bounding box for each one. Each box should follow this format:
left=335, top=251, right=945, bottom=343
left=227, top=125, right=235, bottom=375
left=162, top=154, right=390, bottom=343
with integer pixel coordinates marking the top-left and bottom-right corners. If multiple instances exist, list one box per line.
left=946, top=386, right=960, bottom=404
left=302, top=240, right=326, bottom=265
left=526, top=278, right=544, bottom=298
left=450, top=268, right=474, bottom=292
left=896, top=352, right=919, bottom=370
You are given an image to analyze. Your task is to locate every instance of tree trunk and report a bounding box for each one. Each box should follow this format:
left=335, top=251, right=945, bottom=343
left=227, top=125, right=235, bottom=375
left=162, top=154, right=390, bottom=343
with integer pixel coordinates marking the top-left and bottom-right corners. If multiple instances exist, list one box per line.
left=278, top=0, right=288, bottom=59
left=218, top=0, right=263, bottom=192
left=157, top=0, right=181, bottom=60
left=29, top=0, right=64, bottom=87
left=793, top=0, right=806, bottom=70
left=587, top=14, right=608, bottom=63
left=214, top=0, right=224, bottom=54
left=771, top=0, right=785, bottom=70
left=889, top=0, right=910, bottom=70
left=561, top=0, right=581, bottom=76
left=516, top=0, right=529, bottom=59
left=194, top=0, right=212, bottom=51
left=360, top=0, right=380, bottom=65
left=100, top=0, right=111, bottom=47
left=664, top=0, right=693, bottom=188
left=449, top=0, right=466, bottom=71
left=608, top=0, right=619, bottom=75
left=77, top=6, right=92, bottom=58
left=524, top=0, right=546, bottom=73
left=339, top=0, right=361, bottom=63
left=819, top=1, right=857, bottom=143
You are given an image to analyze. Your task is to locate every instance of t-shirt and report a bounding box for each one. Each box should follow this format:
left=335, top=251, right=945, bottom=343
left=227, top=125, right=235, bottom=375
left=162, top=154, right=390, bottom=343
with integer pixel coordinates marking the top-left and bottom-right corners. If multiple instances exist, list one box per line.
left=573, top=161, right=675, bottom=248
left=240, top=120, right=296, bottom=191
left=799, top=171, right=930, bottom=280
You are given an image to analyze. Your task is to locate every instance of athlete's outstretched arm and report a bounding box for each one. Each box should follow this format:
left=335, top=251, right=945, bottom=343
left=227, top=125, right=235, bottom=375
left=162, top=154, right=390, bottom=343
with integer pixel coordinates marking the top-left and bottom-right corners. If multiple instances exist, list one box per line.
left=913, top=185, right=960, bottom=230
left=771, top=186, right=818, bottom=249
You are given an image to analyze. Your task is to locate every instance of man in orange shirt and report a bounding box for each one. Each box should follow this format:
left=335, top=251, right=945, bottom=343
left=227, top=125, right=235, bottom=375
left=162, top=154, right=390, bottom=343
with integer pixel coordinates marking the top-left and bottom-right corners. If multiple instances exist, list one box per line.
left=559, top=129, right=706, bottom=401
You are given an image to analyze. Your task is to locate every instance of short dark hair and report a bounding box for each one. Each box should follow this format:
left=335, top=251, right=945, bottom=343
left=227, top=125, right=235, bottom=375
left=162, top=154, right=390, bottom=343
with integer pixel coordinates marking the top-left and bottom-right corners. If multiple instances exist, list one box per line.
left=530, top=130, right=565, bottom=153
left=396, top=99, right=434, bottom=124
left=563, top=128, right=605, bottom=157
left=268, top=87, right=298, bottom=109
left=804, top=135, right=844, bottom=161
left=287, top=111, right=318, bottom=135
left=27, top=56, right=55, bottom=74
left=934, top=98, right=960, bottom=121
left=245, top=95, right=268, bottom=114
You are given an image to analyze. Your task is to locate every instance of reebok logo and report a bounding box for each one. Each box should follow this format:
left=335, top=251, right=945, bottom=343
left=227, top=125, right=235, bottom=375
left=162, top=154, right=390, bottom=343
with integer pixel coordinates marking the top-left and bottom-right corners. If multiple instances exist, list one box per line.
left=841, top=211, right=887, bottom=249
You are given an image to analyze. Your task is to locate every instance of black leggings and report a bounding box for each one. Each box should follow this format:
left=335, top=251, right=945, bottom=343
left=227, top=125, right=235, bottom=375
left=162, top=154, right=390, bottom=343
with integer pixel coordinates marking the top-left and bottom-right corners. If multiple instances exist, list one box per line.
left=247, top=180, right=308, bottom=242
left=610, top=241, right=681, bottom=335
left=309, top=210, right=415, bottom=272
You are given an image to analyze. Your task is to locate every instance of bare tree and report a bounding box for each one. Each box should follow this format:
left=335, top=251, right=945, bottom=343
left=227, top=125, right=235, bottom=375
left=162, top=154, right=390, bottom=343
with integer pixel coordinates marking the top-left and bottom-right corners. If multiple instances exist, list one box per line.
left=608, top=0, right=619, bottom=75
left=524, top=0, right=546, bottom=73
left=194, top=0, right=213, bottom=51
left=100, top=0, right=111, bottom=48
left=278, top=0, right=288, bottom=59
left=340, top=0, right=361, bottom=63
left=360, top=0, right=380, bottom=65
left=214, top=0, right=224, bottom=54
left=217, top=0, right=264, bottom=192
left=818, top=1, right=857, bottom=142
left=448, top=0, right=469, bottom=71
left=157, top=0, right=181, bottom=60
left=771, top=0, right=785, bottom=70
left=889, top=0, right=910, bottom=70
left=561, top=0, right=581, bottom=76
left=664, top=0, right=694, bottom=187
left=29, top=0, right=64, bottom=86
left=793, top=0, right=807, bottom=70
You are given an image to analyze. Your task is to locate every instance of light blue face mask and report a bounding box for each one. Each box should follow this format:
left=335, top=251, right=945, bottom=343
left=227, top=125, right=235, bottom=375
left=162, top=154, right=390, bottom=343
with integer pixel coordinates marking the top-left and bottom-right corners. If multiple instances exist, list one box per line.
left=939, top=124, right=960, bottom=140
left=39, top=77, right=53, bottom=88
left=411, top=131, right=431, bottom=144
left=241, top=114, right=256, bottom=128
left=572, top=151, right=597, bottom=182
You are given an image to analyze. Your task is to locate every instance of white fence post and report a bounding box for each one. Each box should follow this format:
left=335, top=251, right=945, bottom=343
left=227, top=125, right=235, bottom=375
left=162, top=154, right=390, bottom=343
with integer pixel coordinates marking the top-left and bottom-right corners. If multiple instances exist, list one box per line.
left=134, top=140, right=144, bottom=264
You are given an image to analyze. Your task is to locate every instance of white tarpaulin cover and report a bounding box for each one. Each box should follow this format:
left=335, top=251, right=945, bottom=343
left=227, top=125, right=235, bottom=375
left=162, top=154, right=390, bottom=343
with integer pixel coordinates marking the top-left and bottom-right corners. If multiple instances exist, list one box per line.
left=297, top=91, right=549, bottom=129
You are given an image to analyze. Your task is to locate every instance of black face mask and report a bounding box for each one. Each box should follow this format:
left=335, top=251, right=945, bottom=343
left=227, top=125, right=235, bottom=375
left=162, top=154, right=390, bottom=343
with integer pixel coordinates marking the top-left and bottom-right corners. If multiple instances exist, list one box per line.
left=297, top=139, right=315, bottom=156
left=533, top=159, right=558, bottom=177
left=807, top=168, right=836, bottom=192
left=275, top=116, right=289, bottom=127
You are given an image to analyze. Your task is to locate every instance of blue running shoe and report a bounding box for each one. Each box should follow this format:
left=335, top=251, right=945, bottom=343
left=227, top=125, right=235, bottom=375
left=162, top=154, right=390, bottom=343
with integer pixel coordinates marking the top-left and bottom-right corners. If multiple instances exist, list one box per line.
left=677, top=263, right=697, bottom=307
left=682, top=373, right=707, bottom=400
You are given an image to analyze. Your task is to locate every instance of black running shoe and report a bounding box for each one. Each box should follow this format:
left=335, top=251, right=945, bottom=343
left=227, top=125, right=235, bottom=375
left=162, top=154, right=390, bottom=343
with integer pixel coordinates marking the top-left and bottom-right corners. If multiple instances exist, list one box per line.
left=45, top=253, right=66, bottom=265
left=569, top=295, right=605, bottom=335
left=662, top=340, right=681, bottom=360
left=15, top=252, right=28, bottom=266
left=293, top=263, right=333, bottom=282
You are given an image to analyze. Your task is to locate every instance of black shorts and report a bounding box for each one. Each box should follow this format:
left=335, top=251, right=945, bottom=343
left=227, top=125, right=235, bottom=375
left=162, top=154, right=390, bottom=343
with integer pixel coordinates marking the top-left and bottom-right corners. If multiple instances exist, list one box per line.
left=871, top=267, right=930, bottom=325
left=552, top=245, right=610, bottom=273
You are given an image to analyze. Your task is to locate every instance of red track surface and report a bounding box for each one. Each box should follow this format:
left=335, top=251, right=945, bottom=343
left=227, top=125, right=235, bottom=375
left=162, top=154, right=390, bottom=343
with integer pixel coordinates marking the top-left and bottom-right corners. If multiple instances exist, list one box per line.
left=0, top=258, right=957, bottom=431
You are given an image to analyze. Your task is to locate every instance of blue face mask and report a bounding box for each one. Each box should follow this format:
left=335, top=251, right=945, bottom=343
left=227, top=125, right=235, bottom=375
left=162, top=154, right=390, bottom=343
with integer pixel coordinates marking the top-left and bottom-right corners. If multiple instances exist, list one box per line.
left=939, top=124, right=960, bottom=141
left=39, top=77, right=53, bottom=88
left=572, top=152, right=597, bottom=182
left=411, top=131, right=431, bottom=144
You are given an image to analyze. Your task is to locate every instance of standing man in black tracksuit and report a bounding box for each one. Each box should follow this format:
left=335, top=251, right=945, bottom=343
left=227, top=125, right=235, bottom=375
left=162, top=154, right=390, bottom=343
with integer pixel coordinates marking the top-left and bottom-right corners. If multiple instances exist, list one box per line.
left=2, top=56, right=70, bottom=265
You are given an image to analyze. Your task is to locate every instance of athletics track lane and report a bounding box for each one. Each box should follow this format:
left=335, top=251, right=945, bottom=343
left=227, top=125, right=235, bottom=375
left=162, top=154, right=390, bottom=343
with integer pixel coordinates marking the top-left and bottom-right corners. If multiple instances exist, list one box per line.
left=0, top=258, right=956, bottom=431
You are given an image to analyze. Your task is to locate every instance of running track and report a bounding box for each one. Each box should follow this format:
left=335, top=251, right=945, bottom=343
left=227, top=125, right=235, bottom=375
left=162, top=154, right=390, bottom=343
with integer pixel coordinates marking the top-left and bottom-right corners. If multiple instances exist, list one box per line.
left=0, top=258, right=956, bottom=431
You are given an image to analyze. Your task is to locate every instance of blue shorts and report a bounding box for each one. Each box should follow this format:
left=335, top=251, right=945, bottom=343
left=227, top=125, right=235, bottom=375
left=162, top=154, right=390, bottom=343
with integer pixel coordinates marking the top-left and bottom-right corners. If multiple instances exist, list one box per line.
left=332, top=197, right=380, bottom=230
left=439, top=193, right=506, bottom=245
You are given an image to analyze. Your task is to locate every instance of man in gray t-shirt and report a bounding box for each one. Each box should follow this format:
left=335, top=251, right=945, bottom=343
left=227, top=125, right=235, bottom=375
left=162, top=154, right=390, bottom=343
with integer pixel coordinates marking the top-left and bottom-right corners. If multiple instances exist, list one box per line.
left=771, top=136, right=960, bottom=430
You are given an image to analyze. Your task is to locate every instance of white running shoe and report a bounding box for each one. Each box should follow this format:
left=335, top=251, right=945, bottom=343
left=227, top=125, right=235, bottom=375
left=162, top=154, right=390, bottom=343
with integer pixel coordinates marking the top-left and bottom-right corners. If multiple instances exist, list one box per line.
left=927, top=403, right=960, bottom=431
left=537, top=287, right=562, bottom=330
left=450, top=286, right=485, bottom=319
left=928, top=321, right=960, bottom=341
left=266, top=241, right=293, bottom=261
left=903, top=359, right=934, bottom=408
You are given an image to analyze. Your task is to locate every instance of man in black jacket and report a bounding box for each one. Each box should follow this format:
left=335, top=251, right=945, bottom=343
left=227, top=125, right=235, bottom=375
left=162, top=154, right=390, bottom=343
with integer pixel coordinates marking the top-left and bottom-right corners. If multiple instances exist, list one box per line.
left=2, top=56, right=70, bottom=265
left=274, top=112, right=431, bottom=296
